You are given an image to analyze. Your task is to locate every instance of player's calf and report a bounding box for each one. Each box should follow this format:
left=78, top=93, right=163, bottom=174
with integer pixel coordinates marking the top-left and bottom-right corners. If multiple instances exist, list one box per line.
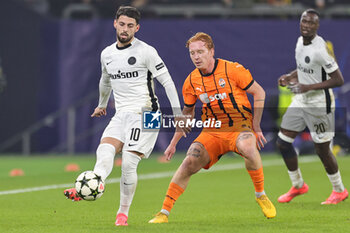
left=236, top=132, right=259, bottom=156
left=315, top=142, right=339, bottom=174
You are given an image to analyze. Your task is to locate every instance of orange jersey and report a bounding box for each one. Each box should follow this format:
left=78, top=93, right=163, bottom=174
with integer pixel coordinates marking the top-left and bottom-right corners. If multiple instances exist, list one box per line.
left=183, top=58, right=253, bottom=127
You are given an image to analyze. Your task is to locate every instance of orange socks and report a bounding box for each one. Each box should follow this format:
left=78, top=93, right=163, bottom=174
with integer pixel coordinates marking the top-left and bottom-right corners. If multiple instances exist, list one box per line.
left=160, top=169, right=263, bottom=214
left=247, top=167, right=264, bottom=193
left=161, top=182, right=184, bottom=212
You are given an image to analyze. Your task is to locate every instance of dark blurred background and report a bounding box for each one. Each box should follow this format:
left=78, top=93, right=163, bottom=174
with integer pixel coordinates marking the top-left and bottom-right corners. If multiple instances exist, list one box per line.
left=0, top=0, right=349, bottom=155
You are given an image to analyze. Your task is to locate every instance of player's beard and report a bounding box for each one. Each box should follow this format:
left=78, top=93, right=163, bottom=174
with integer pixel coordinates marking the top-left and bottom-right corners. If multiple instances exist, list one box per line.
left=117, top=33, right=133, bottom=44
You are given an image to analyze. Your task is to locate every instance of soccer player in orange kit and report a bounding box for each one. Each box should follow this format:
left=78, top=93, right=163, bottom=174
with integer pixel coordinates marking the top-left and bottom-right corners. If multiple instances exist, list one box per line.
left=149, top=32, right=276, bottom=223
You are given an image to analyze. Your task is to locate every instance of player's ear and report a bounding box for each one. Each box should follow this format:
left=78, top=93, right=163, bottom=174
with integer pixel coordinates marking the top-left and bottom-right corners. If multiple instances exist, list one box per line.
left=113, top=19, right=118, bottom=30
left=135, top=24, right=140, bottom=32
left=210, top=48, right=215, bottom=57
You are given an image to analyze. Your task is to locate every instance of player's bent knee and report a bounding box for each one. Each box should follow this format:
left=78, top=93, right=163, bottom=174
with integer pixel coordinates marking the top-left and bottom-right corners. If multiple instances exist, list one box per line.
left=100, top=137, right=123, bottom=154
left=180, top=157, right=202, bottom=175
left=238, top=146, right=257, bottom=160
left=182, top=143, right=209, bottom=173
left=276, top=134, right=297, bottom=159
left=236, top=133, right=256, bottom=155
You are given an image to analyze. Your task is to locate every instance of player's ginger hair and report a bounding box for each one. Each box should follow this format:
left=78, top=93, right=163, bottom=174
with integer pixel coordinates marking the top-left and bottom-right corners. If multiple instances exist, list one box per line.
left=186, top=32, right=214, bottom=50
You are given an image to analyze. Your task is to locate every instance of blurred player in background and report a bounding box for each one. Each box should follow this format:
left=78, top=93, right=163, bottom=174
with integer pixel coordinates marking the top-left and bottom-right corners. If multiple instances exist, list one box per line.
left=64, top=6, right=183, bottom=226
left=149, top=32, right=276, bottom=223
left=276, top=9, right=347, bottom=204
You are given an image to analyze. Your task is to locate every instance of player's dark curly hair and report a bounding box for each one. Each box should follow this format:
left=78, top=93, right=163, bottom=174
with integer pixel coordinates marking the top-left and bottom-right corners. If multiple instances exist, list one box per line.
left=115, top=6, right=141, bottom=24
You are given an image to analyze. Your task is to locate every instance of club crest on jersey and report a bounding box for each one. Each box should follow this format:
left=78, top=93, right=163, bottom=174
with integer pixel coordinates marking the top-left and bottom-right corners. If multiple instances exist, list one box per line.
left=305, top=56, right=310, bottom=64
left=218, top=78, right=226, bottom=88
left=128, top=56, right=136, bottom=65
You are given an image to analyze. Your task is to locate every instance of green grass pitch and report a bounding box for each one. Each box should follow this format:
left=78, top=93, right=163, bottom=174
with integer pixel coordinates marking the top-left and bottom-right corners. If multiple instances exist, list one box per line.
left=0, top=153, right=349, bottom=233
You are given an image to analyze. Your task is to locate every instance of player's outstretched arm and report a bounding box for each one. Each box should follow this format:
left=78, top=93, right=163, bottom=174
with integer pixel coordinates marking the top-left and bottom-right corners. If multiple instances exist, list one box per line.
left=246, top=81, right=267, bottom=150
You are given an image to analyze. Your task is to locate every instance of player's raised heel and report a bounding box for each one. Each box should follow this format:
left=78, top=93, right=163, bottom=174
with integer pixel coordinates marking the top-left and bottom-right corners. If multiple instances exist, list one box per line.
left=321, top=188, right=348, bottom=205
left=278, top=183, right=309, bottom=203
left=63, top=188, right=82, bottom=201
left=115, top=213, right=128, bottom=226
left=256, top=195, right=276, bottom=219
left=148, top=212, right=169, bottom=223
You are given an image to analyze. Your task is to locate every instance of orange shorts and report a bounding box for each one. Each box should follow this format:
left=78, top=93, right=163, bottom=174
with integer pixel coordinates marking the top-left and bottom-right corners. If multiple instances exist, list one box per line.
left=193, top=119, right=254, bottom=169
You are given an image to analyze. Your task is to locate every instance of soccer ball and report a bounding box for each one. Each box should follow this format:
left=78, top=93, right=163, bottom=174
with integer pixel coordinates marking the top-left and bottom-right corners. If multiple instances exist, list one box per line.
left=75, top=171, right=105, bottom=201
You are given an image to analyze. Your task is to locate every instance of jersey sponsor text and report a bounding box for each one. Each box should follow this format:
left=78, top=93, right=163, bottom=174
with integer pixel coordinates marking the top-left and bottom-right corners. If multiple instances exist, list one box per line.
left=110, top=70, right=139, bottom=79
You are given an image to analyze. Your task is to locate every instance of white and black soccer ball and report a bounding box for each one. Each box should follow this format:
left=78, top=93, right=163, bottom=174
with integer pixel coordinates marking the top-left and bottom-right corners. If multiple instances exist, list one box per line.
left=75, top=171, right=105, bottom=201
